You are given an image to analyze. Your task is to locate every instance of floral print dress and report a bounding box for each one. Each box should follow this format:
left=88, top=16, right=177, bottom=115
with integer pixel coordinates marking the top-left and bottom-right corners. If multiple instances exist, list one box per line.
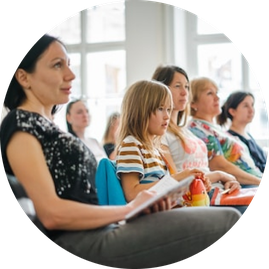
left=188, top=119, right=262, bottom=178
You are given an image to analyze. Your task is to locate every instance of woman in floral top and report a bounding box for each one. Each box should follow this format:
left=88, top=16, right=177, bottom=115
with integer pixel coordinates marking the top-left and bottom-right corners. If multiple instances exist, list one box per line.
left=188, top=77, right=261, bottom=187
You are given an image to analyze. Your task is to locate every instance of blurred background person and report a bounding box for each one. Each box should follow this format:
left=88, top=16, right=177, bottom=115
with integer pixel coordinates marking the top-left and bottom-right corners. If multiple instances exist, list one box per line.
left=66, top=99, right=107, bottom=163
left=102, top=112, right=120, bottom=160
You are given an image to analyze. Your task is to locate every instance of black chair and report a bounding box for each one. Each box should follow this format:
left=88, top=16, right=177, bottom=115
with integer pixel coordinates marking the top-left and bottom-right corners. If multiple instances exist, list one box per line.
left=5, top=173, right=48, bottom=237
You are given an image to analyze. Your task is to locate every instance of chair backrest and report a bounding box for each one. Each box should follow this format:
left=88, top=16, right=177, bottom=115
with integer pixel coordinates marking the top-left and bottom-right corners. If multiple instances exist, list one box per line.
left=95, top=158, right=127, bottom=205
left=5, top=173, right=48, bottom=237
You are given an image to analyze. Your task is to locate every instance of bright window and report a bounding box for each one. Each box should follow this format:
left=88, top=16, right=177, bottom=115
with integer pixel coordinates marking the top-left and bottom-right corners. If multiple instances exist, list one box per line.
left=197, top=18, right=221, bottom=35
left=186, top=14, right=268, bottom=146
left=197, top=43, right=242, bottom=99
left=87, top=50, right=126, bottom=98
left=49, top=14, right=81, bottom=44
left=86, top=4, right=125, bottom=43
left=69, top=53, right=81, bottom=98
left=86, top=50, right=126, bottom=139
left=49, top=2, right=126, bottom=142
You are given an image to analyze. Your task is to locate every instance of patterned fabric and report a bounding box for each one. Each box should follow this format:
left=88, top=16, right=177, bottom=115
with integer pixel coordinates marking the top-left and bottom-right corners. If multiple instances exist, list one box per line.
left=116, top=135, right=168, bottom=183
left=188, top=119, right=262, bottom=178
left=162, top=128, right=210, bottom=172
left=228, top=130, right=267, bottom=173
left=0, top=109, right=98, bottom=205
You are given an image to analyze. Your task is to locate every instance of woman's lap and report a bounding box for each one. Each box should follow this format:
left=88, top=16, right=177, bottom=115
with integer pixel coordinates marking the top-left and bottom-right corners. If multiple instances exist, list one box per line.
left=54, top=207, right=240, bottom=268
left=208, top=189, right=249, bottom=214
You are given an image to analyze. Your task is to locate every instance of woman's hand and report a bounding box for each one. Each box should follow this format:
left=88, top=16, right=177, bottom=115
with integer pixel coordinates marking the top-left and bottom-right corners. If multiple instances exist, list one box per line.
left=143, top=196, right=173, bottom=214
left=208, top=171, right=241, bottom=193
left=128, top=190, right=173, bottom=217
left=217, top=171, right=237, bottom=182
left=218, top=171, right=241, bottom=193
left=223, top=180, right=241, bottom=194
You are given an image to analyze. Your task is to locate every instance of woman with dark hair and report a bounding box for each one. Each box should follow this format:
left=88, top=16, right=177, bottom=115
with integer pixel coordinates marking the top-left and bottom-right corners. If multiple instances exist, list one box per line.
left=0, top=34, right=240, bottom=268
left=217, top=91, right=267, bottom=173
left=152, top=65, right=190, bottom=128
left=4, top=34, right=62, bottom=116
left=65, top=99, right=107, bottom=163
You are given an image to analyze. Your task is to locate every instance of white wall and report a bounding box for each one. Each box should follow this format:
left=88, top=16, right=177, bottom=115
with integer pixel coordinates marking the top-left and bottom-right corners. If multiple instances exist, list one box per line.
left=173, top=7, right=187, bottom=69
left=125, top=0, right=164, bottom=84
left=125, top=0, right=181, bottom=85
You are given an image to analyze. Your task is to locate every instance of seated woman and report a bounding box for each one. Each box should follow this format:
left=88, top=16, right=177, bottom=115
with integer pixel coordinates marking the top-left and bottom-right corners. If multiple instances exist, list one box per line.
left=188, top=77, right=262, bottom=187
left=217, top=91, right=267, bottom=173
left=102, top=111, right=120, bottom=160
left=0, top=34, right=240, bottom=268
left=66, top=99, right=107, bottom=163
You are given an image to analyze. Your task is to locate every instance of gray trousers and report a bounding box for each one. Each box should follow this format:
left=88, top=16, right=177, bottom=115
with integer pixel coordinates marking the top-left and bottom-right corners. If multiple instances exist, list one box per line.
left=54, top=207, right=240, bottom=268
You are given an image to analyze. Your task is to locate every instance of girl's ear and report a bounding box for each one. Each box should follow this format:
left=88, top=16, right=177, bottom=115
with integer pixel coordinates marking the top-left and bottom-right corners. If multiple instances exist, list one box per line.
left=15, top=69, right=31, bottom=89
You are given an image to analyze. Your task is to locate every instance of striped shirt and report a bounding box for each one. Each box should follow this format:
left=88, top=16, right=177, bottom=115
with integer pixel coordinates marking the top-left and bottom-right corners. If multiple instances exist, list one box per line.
left=116, top=135, right=168, bottom=183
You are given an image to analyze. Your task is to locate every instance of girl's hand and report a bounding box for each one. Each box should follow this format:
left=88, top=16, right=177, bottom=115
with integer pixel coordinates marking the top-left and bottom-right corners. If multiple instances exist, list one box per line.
left=172, top=168, right=205, bottom=182
left=172, top=169, right=212, bottom=191
left=201, top=176, right=212, bottom=192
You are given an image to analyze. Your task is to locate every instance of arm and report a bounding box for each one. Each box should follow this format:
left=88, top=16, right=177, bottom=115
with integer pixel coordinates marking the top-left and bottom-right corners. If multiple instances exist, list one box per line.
left=121, top=172, right=157, bottom=202
left=205, top=170, right=241, bottom=193
left=120, top=169, right=208, bottom=203
left=209, top=155, right=261, bottom=186
left=189, top=121, right=261, bottom=186
left=117, top=139, right=160, bottom=202
left=7, top=132, right=169, bottom=230
left=205, top=170, right=236, bottom=183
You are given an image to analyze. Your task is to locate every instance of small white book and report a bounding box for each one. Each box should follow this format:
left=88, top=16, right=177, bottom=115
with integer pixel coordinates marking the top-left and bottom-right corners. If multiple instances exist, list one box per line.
left=125, top=175, right=194, bottom=221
